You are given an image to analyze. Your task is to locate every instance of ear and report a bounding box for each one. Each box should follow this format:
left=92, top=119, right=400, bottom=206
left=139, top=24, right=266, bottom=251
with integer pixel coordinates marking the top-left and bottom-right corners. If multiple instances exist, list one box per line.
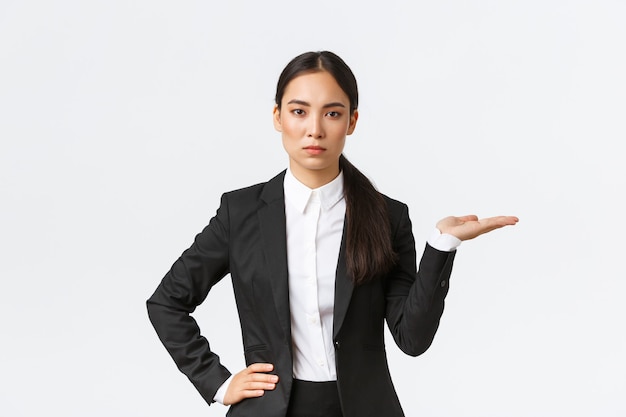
left=273, top=105, right=282, bottom=132
left=347, top=110, right=359, bottom=135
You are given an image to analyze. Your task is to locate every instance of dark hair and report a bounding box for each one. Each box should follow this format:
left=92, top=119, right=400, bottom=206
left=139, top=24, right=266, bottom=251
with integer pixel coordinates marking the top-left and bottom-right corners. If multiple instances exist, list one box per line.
left=275, top=51, right=397, bottom=284
left=275, top=51, right=358, bottom=113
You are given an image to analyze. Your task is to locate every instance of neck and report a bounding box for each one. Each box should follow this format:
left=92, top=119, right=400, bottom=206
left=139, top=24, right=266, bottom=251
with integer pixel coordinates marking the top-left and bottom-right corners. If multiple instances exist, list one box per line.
left=289, top=165, right=340, bottom=189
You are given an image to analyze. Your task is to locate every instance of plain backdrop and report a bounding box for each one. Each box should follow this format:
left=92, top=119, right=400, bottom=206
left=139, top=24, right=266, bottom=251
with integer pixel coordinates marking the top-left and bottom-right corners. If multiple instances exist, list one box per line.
left=1, top=1, right=625, bottom=416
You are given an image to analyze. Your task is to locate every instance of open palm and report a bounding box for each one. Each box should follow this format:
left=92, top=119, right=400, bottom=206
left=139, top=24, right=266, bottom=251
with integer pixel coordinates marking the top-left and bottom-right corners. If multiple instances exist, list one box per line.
left=436, top=215, right=519, bottom=241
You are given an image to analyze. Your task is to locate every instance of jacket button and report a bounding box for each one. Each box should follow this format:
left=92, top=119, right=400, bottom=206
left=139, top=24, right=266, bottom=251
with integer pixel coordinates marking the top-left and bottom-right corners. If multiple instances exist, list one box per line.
left=334, top=341, right=340, bottom=350
left=440, top=280, right=447, bottom=287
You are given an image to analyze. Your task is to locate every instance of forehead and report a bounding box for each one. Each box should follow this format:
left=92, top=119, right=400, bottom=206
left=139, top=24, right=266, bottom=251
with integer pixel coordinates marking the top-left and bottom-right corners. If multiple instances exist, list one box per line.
left=282, top=71, right=349, bottom=105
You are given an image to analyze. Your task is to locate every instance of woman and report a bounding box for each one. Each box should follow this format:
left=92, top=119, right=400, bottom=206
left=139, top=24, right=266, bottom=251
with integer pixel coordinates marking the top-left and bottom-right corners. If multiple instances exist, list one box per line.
left=147, top=51, right=518, bottom=417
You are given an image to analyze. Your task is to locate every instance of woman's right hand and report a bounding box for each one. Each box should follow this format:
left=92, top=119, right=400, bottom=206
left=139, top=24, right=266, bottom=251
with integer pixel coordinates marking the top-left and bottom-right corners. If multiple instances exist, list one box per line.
left=223, top=363, right=279, bottom=406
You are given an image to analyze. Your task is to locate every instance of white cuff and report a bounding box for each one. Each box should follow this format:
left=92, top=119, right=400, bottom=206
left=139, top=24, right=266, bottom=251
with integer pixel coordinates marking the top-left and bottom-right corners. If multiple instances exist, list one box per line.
left=213, top=375, right=234, bottom=404
left=427, top=228, right=461, bottom=252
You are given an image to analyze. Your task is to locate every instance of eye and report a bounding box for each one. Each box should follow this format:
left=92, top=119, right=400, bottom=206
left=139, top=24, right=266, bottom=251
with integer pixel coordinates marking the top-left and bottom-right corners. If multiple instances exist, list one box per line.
left=326, top=111, right=341, bottom=118
left=291, top=109, right=305, bottom=116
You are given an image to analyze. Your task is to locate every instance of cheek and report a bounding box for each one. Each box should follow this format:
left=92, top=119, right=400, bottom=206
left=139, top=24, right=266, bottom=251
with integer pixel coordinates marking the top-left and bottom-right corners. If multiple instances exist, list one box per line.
left=331, top=123, right=351, bottom=139
left=279, top=118, right=298, bottom=137
left=281, top=128, right=298, bottom=151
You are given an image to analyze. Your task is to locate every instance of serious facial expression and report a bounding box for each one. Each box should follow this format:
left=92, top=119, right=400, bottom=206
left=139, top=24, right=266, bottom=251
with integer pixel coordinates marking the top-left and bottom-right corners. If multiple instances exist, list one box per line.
left=274, top=71, right=358, bottom=188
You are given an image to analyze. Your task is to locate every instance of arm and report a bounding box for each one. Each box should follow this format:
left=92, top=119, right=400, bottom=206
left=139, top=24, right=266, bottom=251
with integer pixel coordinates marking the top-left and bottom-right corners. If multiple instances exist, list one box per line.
left=385, top=209, right=519, bottom=356
left=147, top=193, right=281, bottom=406
left=146, top=194, right=233, bottom=405
left=385, top=204, right=456, bottom=356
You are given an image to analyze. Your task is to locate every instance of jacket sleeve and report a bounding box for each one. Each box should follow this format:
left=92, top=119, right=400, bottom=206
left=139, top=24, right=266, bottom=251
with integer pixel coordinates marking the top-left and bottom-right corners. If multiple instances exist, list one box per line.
left=146, top=193, right=233, bottom=405
left=385, top=203, right=456, bottom=356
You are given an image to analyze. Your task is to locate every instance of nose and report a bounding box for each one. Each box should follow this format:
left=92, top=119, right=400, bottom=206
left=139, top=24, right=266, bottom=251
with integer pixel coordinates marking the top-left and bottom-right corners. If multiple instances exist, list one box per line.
left=307, top=114, right=324, bottom=139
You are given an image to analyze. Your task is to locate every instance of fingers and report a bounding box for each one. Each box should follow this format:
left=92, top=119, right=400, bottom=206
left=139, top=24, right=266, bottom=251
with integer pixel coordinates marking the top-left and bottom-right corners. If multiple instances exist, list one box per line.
left=243, top=366, right=279, bottom=388
left=246, top=363, right=275, bottom=373
left=499, top=215, right=519, bottom=225
left=240, top=363, right=279, bottom=390
left=481, top=215, right=519, bottom=228
left=457, top=214, right=479, bottom=222
left=461, top=215, right=518, bottom=226
left=470, top=215, right=518, bottom=238
left=223, top=363, right=279, bottom=406
left=244, top=363, right=279, bottom=389
left=238, top=379, right=277, bottom=395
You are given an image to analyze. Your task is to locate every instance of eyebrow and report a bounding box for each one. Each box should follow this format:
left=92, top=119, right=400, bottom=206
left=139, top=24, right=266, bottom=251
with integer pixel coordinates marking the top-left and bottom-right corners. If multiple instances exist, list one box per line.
left=286, top=99, right=346, bottom=108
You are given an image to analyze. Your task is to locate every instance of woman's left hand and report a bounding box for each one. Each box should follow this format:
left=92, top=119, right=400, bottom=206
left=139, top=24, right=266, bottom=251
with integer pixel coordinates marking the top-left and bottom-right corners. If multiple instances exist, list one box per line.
left=436, top=215, right=519, bottom=241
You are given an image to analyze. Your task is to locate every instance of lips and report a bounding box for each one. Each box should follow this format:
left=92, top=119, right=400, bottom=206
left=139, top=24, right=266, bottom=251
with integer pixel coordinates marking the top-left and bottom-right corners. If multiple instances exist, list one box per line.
left=304, top=145, right=326, bottom=155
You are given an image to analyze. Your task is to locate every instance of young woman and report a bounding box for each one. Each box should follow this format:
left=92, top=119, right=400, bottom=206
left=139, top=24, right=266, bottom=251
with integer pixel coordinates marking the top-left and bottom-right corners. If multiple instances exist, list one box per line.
left=147, top=51, right=518, bottom=417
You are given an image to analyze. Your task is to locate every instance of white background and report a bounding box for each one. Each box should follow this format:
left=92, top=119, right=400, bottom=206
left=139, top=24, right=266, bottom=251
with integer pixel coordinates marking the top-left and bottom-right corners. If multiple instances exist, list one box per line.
left=1, top=1, right=625, bottom=416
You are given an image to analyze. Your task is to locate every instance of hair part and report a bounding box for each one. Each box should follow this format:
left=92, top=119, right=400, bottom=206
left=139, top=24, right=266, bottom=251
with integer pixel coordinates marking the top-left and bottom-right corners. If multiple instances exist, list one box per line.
left=275, top=51, right=358, bottom=113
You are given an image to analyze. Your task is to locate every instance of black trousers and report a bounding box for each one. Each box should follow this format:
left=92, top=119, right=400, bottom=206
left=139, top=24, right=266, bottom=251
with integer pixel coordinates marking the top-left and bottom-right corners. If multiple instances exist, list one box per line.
left=286, top=380, right=343, bottom=417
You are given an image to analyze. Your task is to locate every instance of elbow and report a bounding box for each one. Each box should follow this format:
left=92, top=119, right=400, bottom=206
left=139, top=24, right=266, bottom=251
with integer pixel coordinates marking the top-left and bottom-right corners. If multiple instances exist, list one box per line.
left=398, top=338, right=434, bottom=357
left=146, top=297, right=170, bottom=328
left=393, top=321, right=440, bottom=357
left=146, top=299, right=159, bottom=327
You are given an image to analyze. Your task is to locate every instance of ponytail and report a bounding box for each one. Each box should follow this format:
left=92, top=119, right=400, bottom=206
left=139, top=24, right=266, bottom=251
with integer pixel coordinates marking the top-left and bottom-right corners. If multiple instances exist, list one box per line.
left=340, top=154, right=397, bottom=284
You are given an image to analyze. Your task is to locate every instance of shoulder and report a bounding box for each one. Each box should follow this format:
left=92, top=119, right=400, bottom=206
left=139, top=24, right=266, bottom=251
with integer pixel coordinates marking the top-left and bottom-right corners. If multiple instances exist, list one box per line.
left=221, top=170, right=286, bottom=206
left=379, top=193, right=412, bottom=238
left=223, top=181, right=266, bottom=202
left=381, top=193, right=409, bottom=216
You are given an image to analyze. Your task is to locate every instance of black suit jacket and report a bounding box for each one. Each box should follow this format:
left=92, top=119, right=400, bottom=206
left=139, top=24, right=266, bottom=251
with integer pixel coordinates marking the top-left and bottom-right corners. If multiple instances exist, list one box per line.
left=147, top=171, right=456, bottom=417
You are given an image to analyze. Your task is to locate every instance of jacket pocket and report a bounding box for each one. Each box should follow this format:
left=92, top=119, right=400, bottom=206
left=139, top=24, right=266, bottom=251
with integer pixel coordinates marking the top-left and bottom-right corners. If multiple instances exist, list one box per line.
left=244, top=344, right=271, bottom=365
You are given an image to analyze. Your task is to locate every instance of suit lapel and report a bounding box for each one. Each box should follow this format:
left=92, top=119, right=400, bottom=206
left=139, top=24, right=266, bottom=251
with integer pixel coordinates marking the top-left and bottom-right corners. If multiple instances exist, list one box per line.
left=257, top=170, right=354, bottom=342
left=333, top=221, right=354, bottom=339
left=258, top=171, right=291, bottom=343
